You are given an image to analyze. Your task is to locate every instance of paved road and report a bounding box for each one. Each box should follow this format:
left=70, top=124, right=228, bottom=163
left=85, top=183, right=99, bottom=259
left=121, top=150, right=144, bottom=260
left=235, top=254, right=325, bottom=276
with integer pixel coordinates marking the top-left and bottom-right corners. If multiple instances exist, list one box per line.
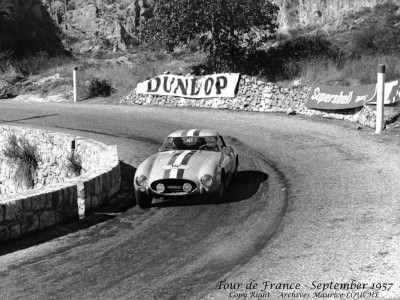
left=0, top=101, right=399, bottom=300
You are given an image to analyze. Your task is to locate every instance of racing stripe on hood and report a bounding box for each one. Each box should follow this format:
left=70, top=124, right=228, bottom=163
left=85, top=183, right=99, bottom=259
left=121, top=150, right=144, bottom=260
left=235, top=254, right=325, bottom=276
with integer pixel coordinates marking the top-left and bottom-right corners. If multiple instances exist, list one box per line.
left=187, top=129, right=196, bottom=136
left=192, top=129, right=200, bottom=136
left=169, top=150, right=192, bottom=178
left=181, top=130, right=189, bottom=136
left=176, top=151, right=196, bottom=179
left=163, top=151, right=182, bottom=178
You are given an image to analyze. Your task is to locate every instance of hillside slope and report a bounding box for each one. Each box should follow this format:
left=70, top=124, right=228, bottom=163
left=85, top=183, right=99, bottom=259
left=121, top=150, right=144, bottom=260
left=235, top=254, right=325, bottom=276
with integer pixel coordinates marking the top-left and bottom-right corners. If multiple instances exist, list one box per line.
left=3, top=0, right=400, bottom=55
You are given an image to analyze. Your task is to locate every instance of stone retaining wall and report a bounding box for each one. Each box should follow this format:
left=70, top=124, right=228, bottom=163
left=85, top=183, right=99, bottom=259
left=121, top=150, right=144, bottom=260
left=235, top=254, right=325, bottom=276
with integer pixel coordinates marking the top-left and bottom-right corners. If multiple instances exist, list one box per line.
left=0, top=126, right=121, bottom=242
left=121, top=74, right=377, bottom=128
left=0, top=185, right=78, bottom=241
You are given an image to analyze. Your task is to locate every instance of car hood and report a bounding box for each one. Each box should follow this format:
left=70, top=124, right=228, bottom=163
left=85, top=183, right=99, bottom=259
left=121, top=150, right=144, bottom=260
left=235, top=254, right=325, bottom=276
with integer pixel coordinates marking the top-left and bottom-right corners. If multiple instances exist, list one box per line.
left=148, top=150, right=220, bottom=182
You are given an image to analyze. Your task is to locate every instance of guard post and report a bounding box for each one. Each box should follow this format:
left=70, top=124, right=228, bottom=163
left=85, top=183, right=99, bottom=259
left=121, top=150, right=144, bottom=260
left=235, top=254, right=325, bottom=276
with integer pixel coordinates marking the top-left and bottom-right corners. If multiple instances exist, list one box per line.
left=376, top=64, right=385, bottom=134
left=73, top=66, right=78, bottom=103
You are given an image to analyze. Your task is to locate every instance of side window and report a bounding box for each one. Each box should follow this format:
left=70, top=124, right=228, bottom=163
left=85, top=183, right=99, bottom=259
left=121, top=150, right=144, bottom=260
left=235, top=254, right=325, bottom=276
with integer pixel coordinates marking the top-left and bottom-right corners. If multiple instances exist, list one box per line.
left=219, top=136, right=226, bottom=148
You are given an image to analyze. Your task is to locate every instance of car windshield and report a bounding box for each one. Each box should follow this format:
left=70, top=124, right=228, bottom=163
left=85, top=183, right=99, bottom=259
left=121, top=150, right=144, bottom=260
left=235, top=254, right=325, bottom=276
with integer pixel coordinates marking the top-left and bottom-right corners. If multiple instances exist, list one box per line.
left=159, top=136, right=219, bottom=152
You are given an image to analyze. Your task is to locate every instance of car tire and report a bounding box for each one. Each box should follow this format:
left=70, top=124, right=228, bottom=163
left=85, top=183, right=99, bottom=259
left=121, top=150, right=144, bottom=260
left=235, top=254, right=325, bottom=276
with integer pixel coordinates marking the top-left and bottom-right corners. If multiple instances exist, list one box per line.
left=135, top=190, right=152, bottom=209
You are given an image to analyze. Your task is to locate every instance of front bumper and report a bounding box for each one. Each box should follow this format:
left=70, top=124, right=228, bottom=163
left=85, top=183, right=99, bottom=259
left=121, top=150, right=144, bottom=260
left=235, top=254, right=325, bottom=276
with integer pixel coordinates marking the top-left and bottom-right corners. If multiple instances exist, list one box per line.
left=135, top=178, right=218, bottom=197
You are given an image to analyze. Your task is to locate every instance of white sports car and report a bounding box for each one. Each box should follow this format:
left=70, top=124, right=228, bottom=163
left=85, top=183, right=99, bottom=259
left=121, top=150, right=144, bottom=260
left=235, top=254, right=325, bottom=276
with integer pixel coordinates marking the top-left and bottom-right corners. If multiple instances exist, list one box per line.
left=134, top=129, right=239, bottom=208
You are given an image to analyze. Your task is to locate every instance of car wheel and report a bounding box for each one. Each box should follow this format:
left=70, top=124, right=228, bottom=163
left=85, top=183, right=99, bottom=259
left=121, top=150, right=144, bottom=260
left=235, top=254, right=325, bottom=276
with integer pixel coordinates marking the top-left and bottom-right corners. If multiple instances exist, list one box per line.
left=135, top=190, right=152, bottom=209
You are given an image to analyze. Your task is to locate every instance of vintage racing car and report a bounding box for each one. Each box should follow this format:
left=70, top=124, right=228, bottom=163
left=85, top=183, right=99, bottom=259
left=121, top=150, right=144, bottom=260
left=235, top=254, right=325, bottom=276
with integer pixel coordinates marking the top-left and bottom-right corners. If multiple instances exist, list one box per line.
left=134, top=129, right=239, bottom=208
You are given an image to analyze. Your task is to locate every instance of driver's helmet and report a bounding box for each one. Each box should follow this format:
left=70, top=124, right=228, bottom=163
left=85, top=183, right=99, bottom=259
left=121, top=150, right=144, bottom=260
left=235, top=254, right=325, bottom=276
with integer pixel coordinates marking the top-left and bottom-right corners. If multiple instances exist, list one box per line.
left=196, top=137, right=207, bottom=148
left=172, top=137, right=184, bottom=149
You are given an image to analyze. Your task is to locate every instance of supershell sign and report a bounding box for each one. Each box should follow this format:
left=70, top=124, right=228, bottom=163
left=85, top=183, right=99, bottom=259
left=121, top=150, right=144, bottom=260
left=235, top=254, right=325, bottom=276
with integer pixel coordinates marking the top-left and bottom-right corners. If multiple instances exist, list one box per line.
left=136, top=73, right=240, bottom=99
left=306, top=81, right=400, bottom=110
left=306, top=84, right=376, bottom=110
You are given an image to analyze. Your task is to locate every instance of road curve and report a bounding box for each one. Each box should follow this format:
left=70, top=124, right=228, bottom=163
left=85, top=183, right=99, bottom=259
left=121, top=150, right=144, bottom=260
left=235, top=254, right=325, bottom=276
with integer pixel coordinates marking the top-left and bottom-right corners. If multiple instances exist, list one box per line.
left=0, top=101, right=399, bottom=300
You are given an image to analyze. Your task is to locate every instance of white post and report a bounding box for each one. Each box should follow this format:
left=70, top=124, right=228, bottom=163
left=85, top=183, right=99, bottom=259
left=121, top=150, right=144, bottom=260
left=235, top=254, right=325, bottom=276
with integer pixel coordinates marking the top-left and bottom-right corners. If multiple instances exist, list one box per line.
left=73, top=66, right=78, bottom=103
left=375, top=64, right=385, bottom=134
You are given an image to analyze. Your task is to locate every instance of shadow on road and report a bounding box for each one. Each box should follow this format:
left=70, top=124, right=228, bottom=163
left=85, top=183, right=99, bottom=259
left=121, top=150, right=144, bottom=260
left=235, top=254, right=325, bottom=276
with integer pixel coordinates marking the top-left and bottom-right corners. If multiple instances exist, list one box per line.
left=0, top=114, right=59, bottom=124
left=152, top=170, right=268, bottom=208
left=0, top=161, right=136, bottom=256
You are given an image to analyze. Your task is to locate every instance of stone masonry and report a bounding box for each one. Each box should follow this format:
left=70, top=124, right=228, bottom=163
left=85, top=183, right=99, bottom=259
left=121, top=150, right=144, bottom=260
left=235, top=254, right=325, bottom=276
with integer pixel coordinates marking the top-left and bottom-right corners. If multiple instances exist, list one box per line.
left=121, top=74, right=378, bottom=128
left=0, top=126, right=121, bottom=242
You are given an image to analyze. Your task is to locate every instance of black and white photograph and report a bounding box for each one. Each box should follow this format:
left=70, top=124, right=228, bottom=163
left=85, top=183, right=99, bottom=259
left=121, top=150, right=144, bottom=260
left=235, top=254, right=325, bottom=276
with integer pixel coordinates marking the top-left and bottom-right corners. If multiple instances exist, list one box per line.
left=0, top=0, right=399, bottom=299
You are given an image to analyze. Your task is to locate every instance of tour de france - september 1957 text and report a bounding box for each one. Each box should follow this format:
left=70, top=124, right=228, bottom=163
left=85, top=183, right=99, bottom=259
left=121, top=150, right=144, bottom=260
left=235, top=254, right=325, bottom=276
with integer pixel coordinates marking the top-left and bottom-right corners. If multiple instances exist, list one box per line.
left=216, top=280, right=395, bottom=298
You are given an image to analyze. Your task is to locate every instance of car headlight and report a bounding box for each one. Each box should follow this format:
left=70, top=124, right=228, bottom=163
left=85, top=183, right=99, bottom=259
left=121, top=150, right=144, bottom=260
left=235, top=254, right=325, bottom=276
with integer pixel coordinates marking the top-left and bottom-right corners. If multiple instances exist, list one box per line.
left=183, top=183, right=192, bottom=193
left=136, top=175, right=148, bottom=186
left=156, top=183, right=165, bottom=193
left=201, top=174, right=213, bottom=187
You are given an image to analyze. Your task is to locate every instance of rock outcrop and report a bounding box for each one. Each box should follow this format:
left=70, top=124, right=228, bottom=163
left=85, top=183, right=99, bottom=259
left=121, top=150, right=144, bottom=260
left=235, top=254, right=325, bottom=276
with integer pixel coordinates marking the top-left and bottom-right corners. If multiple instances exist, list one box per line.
left=4, top=0, right=400, bottom=54
left=0, top=0, right=63, bottom=55
left=43, top=0, right=154, bottom=52
left=49, top=0, right=400, bottom=51
left=275, top=0, right=400, bottom=33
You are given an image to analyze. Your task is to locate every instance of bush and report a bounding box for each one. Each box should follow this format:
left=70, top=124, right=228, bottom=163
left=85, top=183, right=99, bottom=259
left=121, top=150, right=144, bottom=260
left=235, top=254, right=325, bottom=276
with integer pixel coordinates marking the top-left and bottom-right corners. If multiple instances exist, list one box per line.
left=352, top=24, right=400, bottom=55
left=350, top=2, right=400, bottom=56
left=3, top=134, right=40, bottom=189
left=0, top=50, right=13, bottom=70
left=11, top=52, right=73, bottom=76
left=229, top=34, right=342, bottom=81
left=87, top=77, right=114, bottom=98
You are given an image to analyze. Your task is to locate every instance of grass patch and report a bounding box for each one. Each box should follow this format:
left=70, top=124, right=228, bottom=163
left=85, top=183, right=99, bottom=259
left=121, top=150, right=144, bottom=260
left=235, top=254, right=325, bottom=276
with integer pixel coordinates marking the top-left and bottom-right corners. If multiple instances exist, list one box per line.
left=72, top=49, right=206, bottom=102
left=1, top=48, right=205, bottom=102
left=0, top=51, right=75, bottom=79
left=291, top=54, right=400, bottom=86
left=3, top=134, right=40, bottom=189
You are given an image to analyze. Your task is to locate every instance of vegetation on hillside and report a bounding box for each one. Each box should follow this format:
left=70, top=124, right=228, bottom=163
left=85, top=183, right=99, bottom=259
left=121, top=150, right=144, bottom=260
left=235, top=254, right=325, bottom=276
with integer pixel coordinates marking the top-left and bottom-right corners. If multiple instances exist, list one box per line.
left=2, top=0, right=400, bottom=100
left=272, top=1, right=400, bottom=85
left=143, top=0, right=278, bottom=71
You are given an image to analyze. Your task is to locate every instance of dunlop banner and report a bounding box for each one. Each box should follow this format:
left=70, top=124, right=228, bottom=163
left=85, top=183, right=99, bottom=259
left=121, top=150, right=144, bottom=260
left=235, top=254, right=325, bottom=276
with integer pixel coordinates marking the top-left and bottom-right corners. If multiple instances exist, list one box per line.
left=306, top=84, right=376, bottom=109
left=136, top=73, right=240, bottom=98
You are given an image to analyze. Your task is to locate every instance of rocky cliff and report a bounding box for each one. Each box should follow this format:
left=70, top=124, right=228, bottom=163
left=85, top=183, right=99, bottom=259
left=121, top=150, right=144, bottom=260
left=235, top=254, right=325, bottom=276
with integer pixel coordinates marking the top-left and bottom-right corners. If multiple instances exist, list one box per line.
left=275, top=0, right=400, bottom=33
left=2, top=0, right=400, bottom=55
left=50, top=0, right=400, bottom=52
left=0, top=0, right=62, bottom=55
left=43, top=0, right=154, bottom=52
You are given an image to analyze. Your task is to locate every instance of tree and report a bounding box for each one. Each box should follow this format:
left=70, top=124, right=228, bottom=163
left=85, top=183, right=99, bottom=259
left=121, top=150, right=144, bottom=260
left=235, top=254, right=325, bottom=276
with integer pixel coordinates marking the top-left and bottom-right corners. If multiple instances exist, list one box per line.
left=143, top=0, right=278, bottom=71
left=0, top=0, right=14, bottom=53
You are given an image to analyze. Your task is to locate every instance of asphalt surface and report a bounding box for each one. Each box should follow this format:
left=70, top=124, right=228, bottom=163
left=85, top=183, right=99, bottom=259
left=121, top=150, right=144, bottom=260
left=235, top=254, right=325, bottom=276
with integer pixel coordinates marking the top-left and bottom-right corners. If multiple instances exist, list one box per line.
left=0, top=101, right=399, bottom=300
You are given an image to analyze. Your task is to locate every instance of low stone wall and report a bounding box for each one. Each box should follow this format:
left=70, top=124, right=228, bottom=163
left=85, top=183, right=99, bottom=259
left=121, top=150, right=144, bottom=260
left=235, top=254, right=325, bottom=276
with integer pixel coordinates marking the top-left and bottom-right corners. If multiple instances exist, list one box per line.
left=121, top=74, right=377, bottom=128
left=0, top=126, right=121, bottom=242
left=0, top=185, right=78, bottom=240
left=75, top=140, right=121, bottom=215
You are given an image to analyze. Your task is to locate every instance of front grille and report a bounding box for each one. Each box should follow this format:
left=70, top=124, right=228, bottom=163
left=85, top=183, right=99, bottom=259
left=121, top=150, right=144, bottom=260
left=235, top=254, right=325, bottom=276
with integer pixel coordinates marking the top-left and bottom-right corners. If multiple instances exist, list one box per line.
left=151, top=179, right=197, bottom=194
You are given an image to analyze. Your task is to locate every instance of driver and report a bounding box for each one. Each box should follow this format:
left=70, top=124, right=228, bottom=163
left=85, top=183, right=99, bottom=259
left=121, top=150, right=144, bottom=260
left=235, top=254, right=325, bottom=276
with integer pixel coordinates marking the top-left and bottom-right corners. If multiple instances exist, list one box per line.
left=172, top=137, right=184, bottom=150
left=196, top=137, right=207, bottom=150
